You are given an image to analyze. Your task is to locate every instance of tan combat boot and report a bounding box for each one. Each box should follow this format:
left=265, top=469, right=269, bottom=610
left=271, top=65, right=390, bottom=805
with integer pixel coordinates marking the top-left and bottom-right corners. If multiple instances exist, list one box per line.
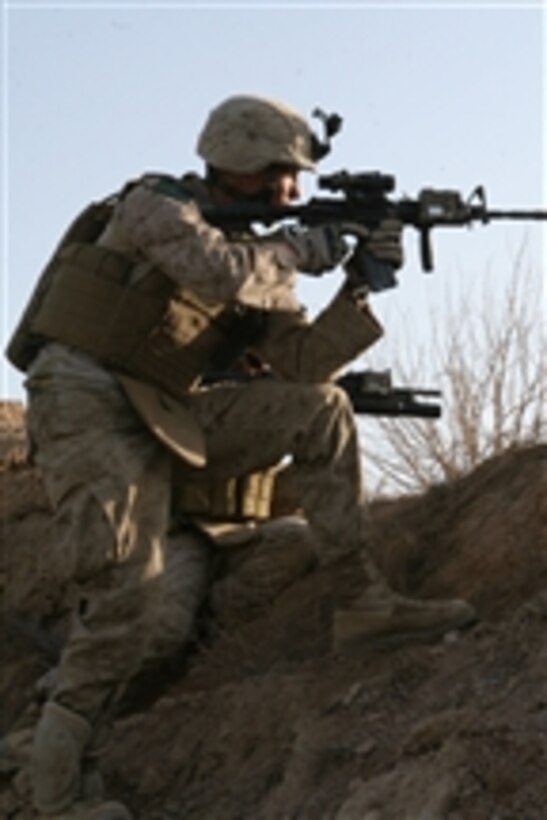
left=333, top=550, right=477, bottom=651
left=0, top=669, right=57, bottom=775
left=32, top=700, right=92, bottom=814
left=31, top=700, right=133, bottom=820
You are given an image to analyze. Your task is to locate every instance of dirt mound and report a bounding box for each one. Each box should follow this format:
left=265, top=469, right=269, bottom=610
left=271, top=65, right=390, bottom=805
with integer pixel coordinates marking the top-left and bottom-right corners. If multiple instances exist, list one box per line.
left=368, top=444, right=547, bottom=616
left=0, top=405, right=546, bottom=820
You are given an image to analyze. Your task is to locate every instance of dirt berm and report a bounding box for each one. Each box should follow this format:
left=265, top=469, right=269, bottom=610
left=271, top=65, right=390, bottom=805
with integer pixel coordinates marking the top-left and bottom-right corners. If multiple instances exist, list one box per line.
left=1, top=401, right=546, bottom=820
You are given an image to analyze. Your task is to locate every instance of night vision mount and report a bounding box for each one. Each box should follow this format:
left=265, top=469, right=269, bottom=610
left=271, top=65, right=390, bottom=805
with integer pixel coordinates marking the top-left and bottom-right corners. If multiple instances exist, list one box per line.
left=311, top=108, right=343, bottom=161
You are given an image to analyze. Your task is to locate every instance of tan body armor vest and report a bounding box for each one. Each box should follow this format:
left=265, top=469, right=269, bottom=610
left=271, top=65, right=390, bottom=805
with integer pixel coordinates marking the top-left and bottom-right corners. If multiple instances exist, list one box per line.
left=6, top=180, right=266, bottom=400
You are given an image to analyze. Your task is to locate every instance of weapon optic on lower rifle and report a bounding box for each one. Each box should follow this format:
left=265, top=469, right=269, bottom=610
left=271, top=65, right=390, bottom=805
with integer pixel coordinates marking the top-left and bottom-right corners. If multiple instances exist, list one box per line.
left=337, top=369, right=442, bottom=419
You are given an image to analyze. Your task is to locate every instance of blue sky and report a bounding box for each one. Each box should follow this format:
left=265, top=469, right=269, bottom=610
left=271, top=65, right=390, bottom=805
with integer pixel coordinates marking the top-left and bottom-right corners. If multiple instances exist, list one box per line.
left=1, top=1, right=545, bottom=399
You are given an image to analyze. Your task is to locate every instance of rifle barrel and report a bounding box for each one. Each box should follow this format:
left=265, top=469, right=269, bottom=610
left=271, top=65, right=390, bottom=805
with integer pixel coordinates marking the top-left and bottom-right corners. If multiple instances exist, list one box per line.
left=484, top=209, right=547, bottom=221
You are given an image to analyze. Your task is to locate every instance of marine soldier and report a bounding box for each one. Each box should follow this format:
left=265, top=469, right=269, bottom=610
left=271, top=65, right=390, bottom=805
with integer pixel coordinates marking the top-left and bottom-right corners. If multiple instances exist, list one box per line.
left=5, top=94, right=475, bottom=819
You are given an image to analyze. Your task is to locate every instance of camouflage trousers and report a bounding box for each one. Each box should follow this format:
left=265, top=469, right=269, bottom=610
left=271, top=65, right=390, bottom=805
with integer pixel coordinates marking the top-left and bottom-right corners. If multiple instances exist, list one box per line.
left=183, top=377, right=368, bottom=561
left=25, top=374, right=367, bottom=722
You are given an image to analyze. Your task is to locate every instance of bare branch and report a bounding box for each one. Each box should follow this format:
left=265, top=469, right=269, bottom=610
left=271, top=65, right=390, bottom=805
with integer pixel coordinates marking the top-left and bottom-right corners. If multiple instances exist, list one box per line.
left=362, top=249, right=545, bottom=495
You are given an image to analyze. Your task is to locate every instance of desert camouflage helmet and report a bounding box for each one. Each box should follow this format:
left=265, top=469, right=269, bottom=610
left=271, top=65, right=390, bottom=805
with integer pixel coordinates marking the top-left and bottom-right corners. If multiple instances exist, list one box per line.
left=196, top=94, right=316, bottom=174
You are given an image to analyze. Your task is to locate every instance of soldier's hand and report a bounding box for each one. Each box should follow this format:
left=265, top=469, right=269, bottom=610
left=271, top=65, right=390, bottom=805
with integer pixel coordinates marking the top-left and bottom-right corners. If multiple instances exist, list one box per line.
left=319, top=218, right=404, bottom=270
left=365, top=218, right=404, bottom=270
left=280, top=224, right=351, bottom=274
left=343, top=219, right=404, bottom=295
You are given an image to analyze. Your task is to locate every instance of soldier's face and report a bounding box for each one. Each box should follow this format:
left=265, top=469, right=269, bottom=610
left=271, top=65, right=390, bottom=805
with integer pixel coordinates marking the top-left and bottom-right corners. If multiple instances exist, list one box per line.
left=265, top=165, right=301, bottom=205
left=212, top=164, right=302, bottom=205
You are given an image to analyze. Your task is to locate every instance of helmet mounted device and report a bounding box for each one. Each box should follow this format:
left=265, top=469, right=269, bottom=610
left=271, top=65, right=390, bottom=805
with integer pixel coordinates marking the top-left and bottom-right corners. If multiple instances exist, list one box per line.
left=310, top=108, right=343, bottom=162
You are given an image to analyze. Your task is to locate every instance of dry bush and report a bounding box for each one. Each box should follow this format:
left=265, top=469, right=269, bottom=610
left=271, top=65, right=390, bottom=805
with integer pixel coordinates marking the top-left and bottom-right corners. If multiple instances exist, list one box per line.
left=361, top=249, right=545, bottom=495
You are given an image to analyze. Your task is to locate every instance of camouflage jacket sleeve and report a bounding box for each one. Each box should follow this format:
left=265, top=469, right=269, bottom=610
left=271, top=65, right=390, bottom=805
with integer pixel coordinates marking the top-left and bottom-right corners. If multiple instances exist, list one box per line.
left=252, top=286, right=384, bottom=382
left=107, top=179, right=301, bottom=312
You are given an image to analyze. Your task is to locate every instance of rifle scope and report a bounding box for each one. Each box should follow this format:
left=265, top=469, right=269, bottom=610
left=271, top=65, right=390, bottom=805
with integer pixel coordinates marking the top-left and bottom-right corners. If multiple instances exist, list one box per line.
left=318, top=171, right=396, bottom=196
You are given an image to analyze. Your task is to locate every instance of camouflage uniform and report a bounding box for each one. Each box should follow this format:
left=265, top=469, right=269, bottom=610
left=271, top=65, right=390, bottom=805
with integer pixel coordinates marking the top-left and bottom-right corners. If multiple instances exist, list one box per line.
left=23, top=173, right=382, bottom=725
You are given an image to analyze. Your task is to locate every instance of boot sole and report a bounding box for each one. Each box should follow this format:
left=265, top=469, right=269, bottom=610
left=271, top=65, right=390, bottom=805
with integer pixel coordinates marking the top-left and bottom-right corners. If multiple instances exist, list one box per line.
left=333, top=609, right=478, bottom=653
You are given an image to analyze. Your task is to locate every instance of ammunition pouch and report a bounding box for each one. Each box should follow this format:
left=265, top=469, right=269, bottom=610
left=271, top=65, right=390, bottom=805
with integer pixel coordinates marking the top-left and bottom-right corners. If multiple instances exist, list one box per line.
left=7, top=239, right=266, bottom=400
left=174, top=467, right=279, bottom=523
left=6, top=199, right=117, bottom=372
left=6, top=178, right=267, bottom=396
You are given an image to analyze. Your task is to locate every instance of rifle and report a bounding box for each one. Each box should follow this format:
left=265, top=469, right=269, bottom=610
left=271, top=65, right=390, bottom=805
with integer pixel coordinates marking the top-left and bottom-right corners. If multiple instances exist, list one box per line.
left=202, top=368, right=442, bottom=419
left=203, top=171, right=547, bottom=279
